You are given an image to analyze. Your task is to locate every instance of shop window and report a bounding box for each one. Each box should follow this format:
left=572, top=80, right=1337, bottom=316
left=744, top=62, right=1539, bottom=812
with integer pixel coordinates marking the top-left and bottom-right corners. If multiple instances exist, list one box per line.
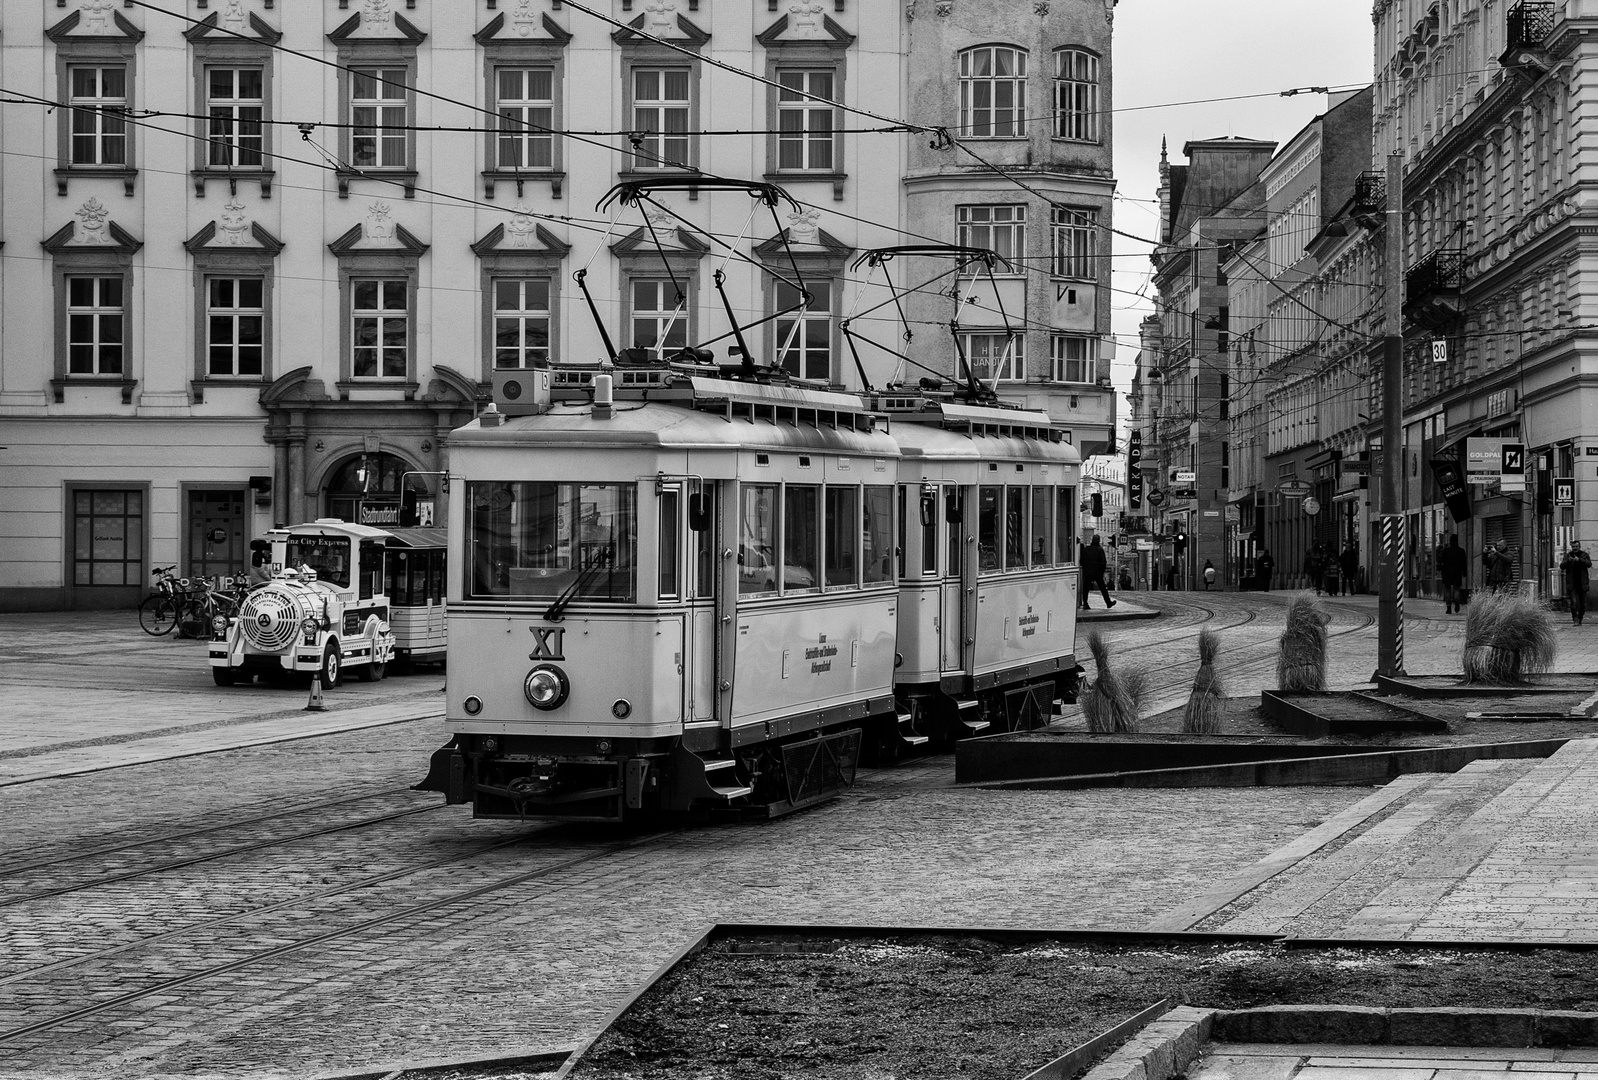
left=73, top=489, right=143, bottom=586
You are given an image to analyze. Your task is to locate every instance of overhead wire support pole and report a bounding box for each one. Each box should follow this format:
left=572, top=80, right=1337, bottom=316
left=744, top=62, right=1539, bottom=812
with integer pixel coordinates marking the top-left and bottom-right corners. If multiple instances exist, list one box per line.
left=1378, top=150, right=1407, bottom=678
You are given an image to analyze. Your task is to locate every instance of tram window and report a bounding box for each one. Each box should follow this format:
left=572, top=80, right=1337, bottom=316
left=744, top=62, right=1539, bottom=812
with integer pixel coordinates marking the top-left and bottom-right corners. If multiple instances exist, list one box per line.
left=431, top=551, right=446, bottom=603
left=824, top=487, right=858, bottom=587
left=947, top=488, right=964, bottom=577
left=920, top=488, right=938, bottom=576
left=897, top=486, right=907, bottom=580
left=659, top=488, right=681, bottom=600
left=467, top=481, right=637, bottom=601
left=978, top=486, right=1001, bottom=571
left=1057, top=486, right=1077, bottom=563
left=1031, top=486, right=1052, bottom=566
left=784, top=485, right=820, bottom=591
left=386, top=551, right=408, bottom=604
left=864, top=485, right=894, bottom=585
left=1005, top=487, right=1026, bottom=569
left=739, top=484, right=778, bottom=596
left=693, top=484, right=716, bottom=597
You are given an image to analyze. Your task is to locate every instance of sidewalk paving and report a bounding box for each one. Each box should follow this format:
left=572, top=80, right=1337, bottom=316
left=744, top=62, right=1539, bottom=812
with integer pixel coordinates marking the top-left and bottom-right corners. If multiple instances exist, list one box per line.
left=1193, top=1043, right=1598, bottom=1080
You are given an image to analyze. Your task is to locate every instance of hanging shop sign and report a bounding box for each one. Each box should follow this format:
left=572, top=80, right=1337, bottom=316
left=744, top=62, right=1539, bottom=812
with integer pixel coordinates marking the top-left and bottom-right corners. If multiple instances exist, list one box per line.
left=1147, top=488, right=1166, bottom=506
left=1277, top=478, right=1313, bottom=498
left=1465, top=438, right=1505, bottom=483
left=1429, top=458, right=1472, bottom=523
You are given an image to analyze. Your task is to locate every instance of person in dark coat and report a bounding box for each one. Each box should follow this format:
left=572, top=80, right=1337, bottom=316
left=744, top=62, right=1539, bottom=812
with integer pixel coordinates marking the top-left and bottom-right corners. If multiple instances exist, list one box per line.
left=1321, top=548, right=1341, bottom=596
left=1339, top=544, right=1359, bottom=595
left=1483, top=539, right=1513, bottom=593
left=1304, top=544, right=1323, bottom=594
left=1438, top=534, right=1467, bottom=613
left=1562, top=542, right=1592, bottom=625
left=1255, top=548, right=1275, bottom=591
left=1080, top=535, right=1115, bottom=609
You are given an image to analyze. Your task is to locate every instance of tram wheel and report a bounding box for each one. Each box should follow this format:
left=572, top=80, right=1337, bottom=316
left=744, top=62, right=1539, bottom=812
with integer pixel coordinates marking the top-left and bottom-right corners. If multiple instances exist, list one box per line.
left=212, top=668, right=237, bottom=687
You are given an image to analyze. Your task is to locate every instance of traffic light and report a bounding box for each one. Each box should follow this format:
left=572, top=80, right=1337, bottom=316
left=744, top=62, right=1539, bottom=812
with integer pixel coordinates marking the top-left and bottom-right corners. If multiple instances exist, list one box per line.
left=1091, top=492, right=1103, bottom=517
left=1174, top=530, right=1187, bottom=555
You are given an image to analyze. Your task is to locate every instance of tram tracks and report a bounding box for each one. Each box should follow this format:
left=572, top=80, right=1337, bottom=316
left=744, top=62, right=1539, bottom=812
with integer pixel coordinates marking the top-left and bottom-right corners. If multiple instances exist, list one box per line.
left=0, top=825, right=654, bottom=1045
left=0, top=787, right=442, bottom=910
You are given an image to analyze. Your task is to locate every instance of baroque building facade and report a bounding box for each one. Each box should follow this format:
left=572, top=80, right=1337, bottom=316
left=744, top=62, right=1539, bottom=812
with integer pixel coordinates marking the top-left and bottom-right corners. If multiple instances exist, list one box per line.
left=0, top=0, right=1118, bottom=610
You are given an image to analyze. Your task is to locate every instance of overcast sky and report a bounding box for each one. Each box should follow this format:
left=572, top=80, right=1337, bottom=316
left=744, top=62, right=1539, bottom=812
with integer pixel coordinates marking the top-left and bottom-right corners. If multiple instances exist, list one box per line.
left=1109, top=1, right=1376, bottom=409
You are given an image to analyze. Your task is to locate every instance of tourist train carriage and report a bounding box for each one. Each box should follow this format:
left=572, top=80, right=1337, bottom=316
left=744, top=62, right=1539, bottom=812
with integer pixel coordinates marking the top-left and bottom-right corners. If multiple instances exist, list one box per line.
left=874, top=393, right=1081, bottom=745
left=382, top=527, right=449, bottom=667
left=209, top=519, right=395, bottom=686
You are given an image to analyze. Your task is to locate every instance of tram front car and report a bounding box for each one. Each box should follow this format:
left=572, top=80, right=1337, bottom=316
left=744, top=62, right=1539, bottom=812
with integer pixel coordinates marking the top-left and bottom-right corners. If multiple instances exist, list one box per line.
left=424, top=368, right=902, bottom=821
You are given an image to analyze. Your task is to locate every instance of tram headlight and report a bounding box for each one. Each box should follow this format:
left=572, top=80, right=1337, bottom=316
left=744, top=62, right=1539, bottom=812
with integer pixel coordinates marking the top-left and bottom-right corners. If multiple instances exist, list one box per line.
left=463, top=696, right=483, bottom=716
left=524, top=664, right=570, bottom=711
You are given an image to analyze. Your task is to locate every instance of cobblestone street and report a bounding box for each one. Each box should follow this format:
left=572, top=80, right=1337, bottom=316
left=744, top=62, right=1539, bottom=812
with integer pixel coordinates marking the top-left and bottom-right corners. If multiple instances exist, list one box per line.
left=2, top=597, right=1597, bottom=1078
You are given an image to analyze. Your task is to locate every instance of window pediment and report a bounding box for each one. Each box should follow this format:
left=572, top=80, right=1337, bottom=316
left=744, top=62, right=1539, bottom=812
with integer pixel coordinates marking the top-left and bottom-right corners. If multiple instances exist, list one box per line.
left=328, top=11, right=427, bottom=48
left=329, top=221, right=430, bottom=257
left=43, top=200, right=142, bottom=256
left=183, top=11, right=281, bottom=45
left=183, top=217, right=285, bottom=256
left=475, top=12, right=572, bottom=46
left=755, top=13, right=855, bottom=49
left=46, top=8, right=144, bottom=43
left=612, top=13, right=710, bottom=49
left=471, top=219, right=571, bottom=257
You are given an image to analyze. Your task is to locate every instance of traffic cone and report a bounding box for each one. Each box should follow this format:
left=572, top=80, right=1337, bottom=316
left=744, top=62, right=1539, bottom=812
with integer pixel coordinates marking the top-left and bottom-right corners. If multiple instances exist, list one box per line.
left=305, top=673, right=327, bottom=712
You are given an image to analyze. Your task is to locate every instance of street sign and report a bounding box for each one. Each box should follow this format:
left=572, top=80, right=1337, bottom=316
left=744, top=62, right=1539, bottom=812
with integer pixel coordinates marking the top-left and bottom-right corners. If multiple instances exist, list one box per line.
left=1278, top=479, right=1313, bottom=498
left=1501, top=442, right=1525, bottom=494
left=1466, top=438, right=1505, bottom=483
left=1147, top=488, right=1166, bottom=506
left=1556, top=478, right=1575, bottom=507
left=1175, top=469, right=1196, bottom=483
left=1431, top=339, right=1448, bottom=364
left=1303, top=496, right=1322, bottom=516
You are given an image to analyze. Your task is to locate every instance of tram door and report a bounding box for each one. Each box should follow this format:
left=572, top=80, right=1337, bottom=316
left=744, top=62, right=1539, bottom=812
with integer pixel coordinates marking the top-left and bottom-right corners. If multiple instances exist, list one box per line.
left=683, top=481, right=719, bottom=724
left=940, top=485, right=966, bottom=673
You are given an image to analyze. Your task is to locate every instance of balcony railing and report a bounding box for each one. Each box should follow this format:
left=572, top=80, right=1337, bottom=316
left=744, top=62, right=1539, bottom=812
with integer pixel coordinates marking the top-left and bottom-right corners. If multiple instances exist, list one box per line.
left=1404, top=248, right=1467, bottom=330
left=1353, top=171, right=1386, bottom=211
left=1507, top=1, right=1555, bottom=50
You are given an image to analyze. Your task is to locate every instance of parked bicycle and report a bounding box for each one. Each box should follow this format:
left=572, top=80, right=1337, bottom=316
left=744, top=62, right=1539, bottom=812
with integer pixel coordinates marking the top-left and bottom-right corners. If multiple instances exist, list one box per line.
left=138, top=569, right=245, bottom=638
left=137, top=566, right=183, bottom=636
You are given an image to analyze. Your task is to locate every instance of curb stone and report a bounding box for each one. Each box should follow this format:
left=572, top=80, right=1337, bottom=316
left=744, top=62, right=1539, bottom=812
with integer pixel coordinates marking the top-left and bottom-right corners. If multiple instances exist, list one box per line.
left=1075, top=1008, right=1598, bottom=1080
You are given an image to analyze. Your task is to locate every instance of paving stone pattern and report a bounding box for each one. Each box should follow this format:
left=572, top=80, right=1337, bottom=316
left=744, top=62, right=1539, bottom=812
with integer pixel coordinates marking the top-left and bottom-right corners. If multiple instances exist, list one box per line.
left=1193, top=1042, right=1598, bottom=1080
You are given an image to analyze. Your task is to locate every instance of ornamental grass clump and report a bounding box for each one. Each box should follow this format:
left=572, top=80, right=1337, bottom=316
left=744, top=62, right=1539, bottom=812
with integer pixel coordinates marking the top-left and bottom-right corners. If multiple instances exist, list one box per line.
left=1183, top=627, right=1225, bottom=734
left=1462, top=591, right=1556, bottom=685
left=1277, top=594, right=1330, bottom=691
left=1081, top=630, right=1140, bottom=733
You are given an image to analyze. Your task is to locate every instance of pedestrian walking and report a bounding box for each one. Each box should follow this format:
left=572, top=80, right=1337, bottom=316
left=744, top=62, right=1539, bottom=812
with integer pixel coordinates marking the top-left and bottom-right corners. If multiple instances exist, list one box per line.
left=1202, top=559, right=1217, bottom=590
left=1321, top=548, right=1341, bottom=597
left=1080, top=535, right=1115, bottom=610
left=1118, top=567, right=1133, bottom=591
left=1304, top=544, right=1322, bottom=594
left=1255, top=548, right=1275, bottom=591
left=1438, top=534, right=1467, bottom=614
left=1339, top=543, right=1359, bottom=595
left=1562, top=541, right=1592, bottom=625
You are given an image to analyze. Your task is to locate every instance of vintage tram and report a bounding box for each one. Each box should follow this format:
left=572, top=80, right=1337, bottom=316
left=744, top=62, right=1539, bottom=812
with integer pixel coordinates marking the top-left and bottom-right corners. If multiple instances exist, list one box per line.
left=419, top=367, right=1081, bottom=822
left=383, top=527, right=449, bottom=668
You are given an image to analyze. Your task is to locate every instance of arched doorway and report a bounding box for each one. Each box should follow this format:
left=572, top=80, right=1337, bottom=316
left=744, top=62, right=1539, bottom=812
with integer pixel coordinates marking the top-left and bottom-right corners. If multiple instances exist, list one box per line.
left=324, top=451, right=415, bottom=528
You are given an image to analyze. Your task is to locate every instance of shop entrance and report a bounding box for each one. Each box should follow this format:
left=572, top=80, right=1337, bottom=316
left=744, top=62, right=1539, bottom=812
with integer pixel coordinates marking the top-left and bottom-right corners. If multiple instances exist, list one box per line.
left=187, top=489, right=247, bottom=582
left=324, top=452, right=413, bottom=529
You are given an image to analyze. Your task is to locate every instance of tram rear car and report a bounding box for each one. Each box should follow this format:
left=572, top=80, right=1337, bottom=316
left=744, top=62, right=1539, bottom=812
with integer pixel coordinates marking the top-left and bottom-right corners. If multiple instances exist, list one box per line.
left=881, top=397, right=1082, bottom=748
left=426, top=372, right=903, bottom=821
left=382, top=528, right=448, bottom=668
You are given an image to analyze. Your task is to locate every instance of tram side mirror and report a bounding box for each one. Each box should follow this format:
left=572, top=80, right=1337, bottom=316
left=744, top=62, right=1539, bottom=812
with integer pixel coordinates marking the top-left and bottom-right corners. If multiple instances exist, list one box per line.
left=919, top=494, right=936, bottom=528
left=945, top=498, right=962, bottom=525
left=688, top=494, right=711, bottom=532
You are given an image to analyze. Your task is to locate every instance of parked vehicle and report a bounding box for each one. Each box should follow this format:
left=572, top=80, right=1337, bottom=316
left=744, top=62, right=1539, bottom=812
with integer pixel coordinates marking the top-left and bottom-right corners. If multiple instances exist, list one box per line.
left=208, top=520, right=395, bottom=687
left=383, top=527, right=448, bottom=668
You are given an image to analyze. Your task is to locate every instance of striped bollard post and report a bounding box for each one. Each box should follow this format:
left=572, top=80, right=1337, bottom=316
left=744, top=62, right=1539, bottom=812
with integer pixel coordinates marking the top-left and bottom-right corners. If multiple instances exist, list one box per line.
left=1379, top=514, right=1406, bottom=677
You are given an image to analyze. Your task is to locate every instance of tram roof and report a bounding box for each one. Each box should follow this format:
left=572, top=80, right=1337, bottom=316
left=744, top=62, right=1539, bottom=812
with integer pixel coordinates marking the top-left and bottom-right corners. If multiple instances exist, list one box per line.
left=890, top=419, right=1081, bottom=467
left=268, top=519, right=395, bottom=541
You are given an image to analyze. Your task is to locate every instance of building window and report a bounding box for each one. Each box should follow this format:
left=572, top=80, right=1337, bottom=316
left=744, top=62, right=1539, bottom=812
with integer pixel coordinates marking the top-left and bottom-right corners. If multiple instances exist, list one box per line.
left=351, top=68, right=409, bottom=169
left=632, top=68, right=690, bottom=169
left=959, top=46, right=1027, bottom=138
left=775, top=280, right=831, bottom=381
left=1053, top=48, right=1100, bottom=143
left=73, top=489, right=144, bottom=587
left=956, top=205, right=1025, bottom=267
left=1050, top=334, right=1095, bottom=384
left=1051, top=207, right=1097, bottom=279
left=206, top=67, right=263, bottom=167
left=351, top=279, right=408, bottom=379
left=67, top=276, right=125, bottom=375
left=776, top=70, right=834, bottom=171
left=496, top=68, right=555, bottom=170
left=69, top=66, right=128, bottom=166
left=494, top=278, right=551, bottom=368
left=963, top=332, right=1023, bottom=382
left=631, top=278, right=688, bottom=354
left=206, top=277, right=265, bottom=377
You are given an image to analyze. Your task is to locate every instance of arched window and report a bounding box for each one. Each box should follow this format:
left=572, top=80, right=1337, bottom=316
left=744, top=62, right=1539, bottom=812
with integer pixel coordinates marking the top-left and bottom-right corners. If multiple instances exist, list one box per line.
left=959, top=46, right=1027, bottom=138
left=1054, top=48, right=1100, bottom=142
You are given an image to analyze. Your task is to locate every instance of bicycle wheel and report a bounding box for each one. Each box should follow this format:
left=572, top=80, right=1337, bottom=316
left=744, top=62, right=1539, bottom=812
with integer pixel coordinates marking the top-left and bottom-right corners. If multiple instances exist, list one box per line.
left=138, top=594, right=179, bottom=636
